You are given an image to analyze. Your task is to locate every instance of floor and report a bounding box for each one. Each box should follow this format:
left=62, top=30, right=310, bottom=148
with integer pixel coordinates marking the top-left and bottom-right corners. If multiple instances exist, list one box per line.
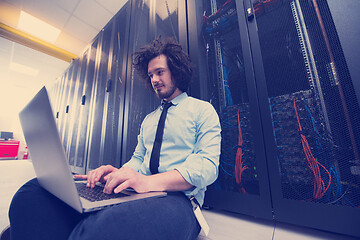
left=0, top=160, right=35, bottom=232
left=1, top=160, right=358, bottom=240
left=199, top=209, right=359, bottom=240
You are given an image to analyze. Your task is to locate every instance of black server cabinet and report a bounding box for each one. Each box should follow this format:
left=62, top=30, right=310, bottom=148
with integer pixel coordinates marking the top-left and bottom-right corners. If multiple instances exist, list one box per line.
left=63, top=60, right=79, bottom=160
left=52, top=2, right=131, bottom=173
left=84, top=3, right=131, bottom=172
left=86, top=7, right=130, bottom=171
left=86, top=24, right=114, bottom=171
left=51, top=60, right=79, bottom=169
left=56, top=69, right=70, bottom=139
left=52, top=0, right=186, bottom=171
left=247, top=0, right=360, bottom=237
left=100, top=10, right=129, bottom=169
left=73, top=41, right=98, bottom=174
left=188, top=0, right=273, bottom=219
left=48, top=77, right=60, bottom=109
left=53, top=74, right=66, bottom=124
left=59, top=64, right=77, bottom=147
left=191, top=0, right=360, bottom=236
left=122, top=0, right=185, bottom=164
left=67, top=49, right=89, bottom=173
left=50, top=77, right=60, bottom=118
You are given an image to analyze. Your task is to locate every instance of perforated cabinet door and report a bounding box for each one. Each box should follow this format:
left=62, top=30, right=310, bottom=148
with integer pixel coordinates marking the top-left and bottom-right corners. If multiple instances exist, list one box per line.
left=249, top=0, right=360, bottom=237
left=190, top=0, right=273, bottom=219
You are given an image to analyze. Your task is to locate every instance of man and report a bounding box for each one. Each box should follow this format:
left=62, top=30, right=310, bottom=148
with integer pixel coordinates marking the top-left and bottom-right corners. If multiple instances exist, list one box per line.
left=9, top=37, right=221, bottom=240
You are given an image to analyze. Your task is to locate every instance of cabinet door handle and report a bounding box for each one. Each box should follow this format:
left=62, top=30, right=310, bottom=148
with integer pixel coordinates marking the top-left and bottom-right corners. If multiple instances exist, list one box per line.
left=81, top=95, right=86, bottom=105
left=247, top=7, right=254, bottom=21
left=106, top=79, right=112, bottom=92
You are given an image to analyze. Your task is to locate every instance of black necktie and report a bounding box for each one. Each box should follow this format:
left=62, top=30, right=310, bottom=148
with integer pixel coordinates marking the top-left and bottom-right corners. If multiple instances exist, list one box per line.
left=150, top=101, right=173, bottom=174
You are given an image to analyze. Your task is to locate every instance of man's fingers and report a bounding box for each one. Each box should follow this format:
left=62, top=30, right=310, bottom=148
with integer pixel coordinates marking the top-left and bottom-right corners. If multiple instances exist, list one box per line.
left=103, top=175, right=117, bottom=194
left=88, top=169, right=103, bottom=188
left=73, top=165, right=118, bottom=189
left=114, top=181, right=130, bottom=194
left=103, top=172, right=127, bottom=194
left=74, top=174, right=87, bottom=179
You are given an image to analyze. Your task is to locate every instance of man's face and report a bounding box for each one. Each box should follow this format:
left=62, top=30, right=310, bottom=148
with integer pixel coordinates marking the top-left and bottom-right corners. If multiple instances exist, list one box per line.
left=148, top=54, right=182, bottom=101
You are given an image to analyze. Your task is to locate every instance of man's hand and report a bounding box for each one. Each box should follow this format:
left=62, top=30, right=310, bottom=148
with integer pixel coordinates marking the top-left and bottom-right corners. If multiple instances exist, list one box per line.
left=75, top=165, right=193, bottom=195
left=74, top=165, right=150, bottom=194
left=74, top=165, right=118, bottom=188
left=103, top=166, right=150, bottom=194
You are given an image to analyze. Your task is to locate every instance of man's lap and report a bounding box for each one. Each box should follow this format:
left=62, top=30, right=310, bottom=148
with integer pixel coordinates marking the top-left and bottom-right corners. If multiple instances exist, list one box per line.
left=10, top=178, right=200, bottom=240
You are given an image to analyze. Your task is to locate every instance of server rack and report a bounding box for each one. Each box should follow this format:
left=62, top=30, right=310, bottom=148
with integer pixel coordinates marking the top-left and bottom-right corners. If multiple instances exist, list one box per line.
left=72, top=40, right=98, bottom=174
left=50, top=2, right=131, bottom=173
left=56, top=68, right=70, bottom=141
left=82, top=3, right=131, bottom=172
left=86, top=24, right=113, bottom=171
left=194, top=0, right=360, bottom=237
left=59, top=64, right=75, bottom=146
left=189, top=0, right=273, bottom=220
left=247, top=0, right=360, bottom=236
left=53, top=73, right=65, bottom=125
left=62, top=59, right=79, bottom=165
left=66, top=49, right=89, bottom=173
left=101, top=10, right=129, bottom=169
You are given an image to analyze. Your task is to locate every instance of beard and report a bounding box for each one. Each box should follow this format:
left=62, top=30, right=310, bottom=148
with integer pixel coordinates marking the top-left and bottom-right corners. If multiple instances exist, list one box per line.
left=155, top=84, right=177, bottom=100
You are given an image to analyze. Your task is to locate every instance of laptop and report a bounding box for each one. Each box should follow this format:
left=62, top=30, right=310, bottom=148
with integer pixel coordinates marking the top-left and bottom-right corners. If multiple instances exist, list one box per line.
left=19, top=86, right=167, bottom=213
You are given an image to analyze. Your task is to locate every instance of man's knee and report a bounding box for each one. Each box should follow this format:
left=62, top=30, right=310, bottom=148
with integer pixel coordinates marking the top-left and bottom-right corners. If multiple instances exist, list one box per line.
left=9, top=178, right=41, bottom=218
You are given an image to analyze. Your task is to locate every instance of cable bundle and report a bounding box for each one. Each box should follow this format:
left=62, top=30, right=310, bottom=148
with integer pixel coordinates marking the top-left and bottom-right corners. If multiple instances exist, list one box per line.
left=293, top=98, right=331, bottom=199
left=235, top=108, right=249, bottom=193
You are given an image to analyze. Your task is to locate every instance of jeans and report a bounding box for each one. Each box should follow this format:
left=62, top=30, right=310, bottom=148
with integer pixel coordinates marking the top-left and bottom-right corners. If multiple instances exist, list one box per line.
left=9, top=178, right=200, bottom=240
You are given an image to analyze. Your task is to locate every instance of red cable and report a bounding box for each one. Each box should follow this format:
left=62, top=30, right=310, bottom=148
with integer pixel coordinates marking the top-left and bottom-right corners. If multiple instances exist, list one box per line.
left=235, top=108, right=248, bottom=193
left=293, top=99, right=331, bottom=199
left=203, top=0, right=233, bottom=20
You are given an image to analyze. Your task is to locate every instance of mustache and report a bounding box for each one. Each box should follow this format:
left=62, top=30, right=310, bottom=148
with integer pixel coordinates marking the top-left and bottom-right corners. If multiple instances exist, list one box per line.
left=153, top=83, right=163, bottom=88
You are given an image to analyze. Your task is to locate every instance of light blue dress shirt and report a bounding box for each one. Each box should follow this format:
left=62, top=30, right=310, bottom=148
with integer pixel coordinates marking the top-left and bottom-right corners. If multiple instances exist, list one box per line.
left=124, top=92, right=221, bottom=206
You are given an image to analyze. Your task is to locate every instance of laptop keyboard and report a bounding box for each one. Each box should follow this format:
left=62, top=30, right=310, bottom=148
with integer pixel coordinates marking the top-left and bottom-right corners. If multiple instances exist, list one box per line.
left=75, top=182, right=129, bottom=202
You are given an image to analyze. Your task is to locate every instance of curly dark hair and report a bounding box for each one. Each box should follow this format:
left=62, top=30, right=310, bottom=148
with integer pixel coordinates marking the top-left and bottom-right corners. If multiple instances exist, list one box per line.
left=132, top=36, right=193, bottom=92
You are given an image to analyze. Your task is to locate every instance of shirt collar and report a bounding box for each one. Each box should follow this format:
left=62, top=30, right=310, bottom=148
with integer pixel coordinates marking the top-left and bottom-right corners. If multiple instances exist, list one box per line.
left=161, top=92, right=188, bottom=107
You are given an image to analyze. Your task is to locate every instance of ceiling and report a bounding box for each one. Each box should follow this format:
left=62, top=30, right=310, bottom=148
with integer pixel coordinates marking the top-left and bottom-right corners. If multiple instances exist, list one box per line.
left=0, top=0, right=128, bottom=55
left=0, top=0, right=127, bottom=131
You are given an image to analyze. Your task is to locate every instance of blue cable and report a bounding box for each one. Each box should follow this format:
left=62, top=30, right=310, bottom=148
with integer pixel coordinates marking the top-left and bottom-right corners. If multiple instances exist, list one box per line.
left=220, top=163, right=234, bottom=177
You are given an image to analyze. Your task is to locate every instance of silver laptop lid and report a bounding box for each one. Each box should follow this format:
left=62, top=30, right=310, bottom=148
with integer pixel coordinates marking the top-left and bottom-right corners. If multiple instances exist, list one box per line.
left=19, top=86, right=83, bottom=212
